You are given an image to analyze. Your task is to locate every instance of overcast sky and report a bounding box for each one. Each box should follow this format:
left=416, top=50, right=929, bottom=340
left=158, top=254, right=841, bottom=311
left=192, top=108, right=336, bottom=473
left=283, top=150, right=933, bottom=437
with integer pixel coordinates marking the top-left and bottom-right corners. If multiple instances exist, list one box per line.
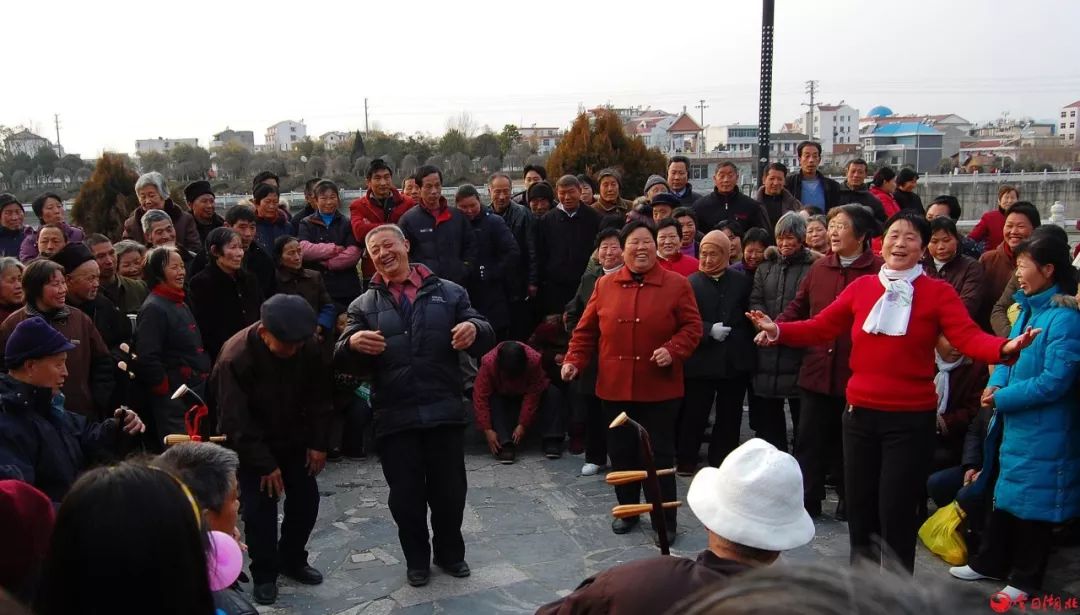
left=7, top=0, right=1080, bottom=157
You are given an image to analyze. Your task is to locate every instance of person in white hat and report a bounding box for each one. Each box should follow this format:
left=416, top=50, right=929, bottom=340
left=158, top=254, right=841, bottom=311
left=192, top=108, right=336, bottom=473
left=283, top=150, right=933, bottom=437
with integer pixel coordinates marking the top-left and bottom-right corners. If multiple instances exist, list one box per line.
left=534, top=438, right=815, bottom=615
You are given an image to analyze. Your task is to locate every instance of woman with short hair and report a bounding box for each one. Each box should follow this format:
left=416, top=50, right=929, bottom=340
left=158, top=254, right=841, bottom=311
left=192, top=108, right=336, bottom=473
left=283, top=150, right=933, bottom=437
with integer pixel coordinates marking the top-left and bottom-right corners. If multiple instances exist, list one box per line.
left=923, top=216, right=985, bottom=318
left=0, top=257, right=25, bottom=323
left=18, top=193, right=85, bottom=262
left=188, top=227, right=264, bottom=361
left=296, top=180, right=362, bottom=307
left=122, top=172, right=201, bottom=253
left=273, top=236, right=336, bottom=340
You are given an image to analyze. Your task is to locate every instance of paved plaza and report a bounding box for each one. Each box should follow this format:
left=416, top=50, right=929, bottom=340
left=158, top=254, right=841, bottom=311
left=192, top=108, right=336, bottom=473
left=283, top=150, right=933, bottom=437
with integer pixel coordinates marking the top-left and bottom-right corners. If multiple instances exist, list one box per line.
left=244, top=429, right=1080, bottom=614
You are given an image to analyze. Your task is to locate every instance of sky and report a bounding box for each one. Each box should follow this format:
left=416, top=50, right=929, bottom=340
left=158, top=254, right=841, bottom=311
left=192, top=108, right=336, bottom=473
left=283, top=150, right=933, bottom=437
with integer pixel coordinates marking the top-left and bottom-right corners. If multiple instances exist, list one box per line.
left=7, top=0, right=1080, bottom=158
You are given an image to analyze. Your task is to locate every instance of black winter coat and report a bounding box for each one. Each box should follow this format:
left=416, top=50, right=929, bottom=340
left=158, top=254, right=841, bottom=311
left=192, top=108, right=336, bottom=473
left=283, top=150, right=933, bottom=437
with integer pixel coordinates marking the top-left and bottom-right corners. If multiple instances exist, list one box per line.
left=334, top=266, right=495, bottom=438
left=296, top=210, right=363, bottom=304
left=691, top=187, right=769, bottom=233
left=189, top=262, right=264, bottom=362
left=135, top=287, right=212, bottom=396
left=684, top=269, right=755, bottom=379
left=466, top=209, right=521, bottom=331
left=894, top=189, right=924, bottom=213
left=398, top=200, right=476, bottom=286
left=749, top=248, right=817, bottom=397
left=0, top=375, right=118, bottom=502
left=494, top=202, right=539, bottom=298
left=275, top=267, right=337, bottom=331
left=835, top=182, right=886, bottom=221
left=70, top=294, right=131, bottom=350
left=213, top=325, right=334, bottom=474
left=784, top=171, right=841, bottom=211
left=535, top=205, right=602, bottom=288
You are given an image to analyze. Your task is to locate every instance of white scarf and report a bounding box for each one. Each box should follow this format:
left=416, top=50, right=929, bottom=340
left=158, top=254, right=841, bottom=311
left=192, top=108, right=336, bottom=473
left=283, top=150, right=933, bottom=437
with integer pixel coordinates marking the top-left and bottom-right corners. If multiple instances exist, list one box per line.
left=934, top=351, right=965, bottom=415
left=862, top=264, right=923, bottom=336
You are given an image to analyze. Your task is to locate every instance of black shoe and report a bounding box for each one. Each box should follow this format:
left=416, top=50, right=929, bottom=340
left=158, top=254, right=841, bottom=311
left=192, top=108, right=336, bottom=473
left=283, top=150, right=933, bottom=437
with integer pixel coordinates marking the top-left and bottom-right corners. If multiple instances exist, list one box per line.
left=543, top=441, right=562, bottom=459
left=282, top=564, right=323, bottom=585
left=327, top=448, right=343, bottom=462
left=611, top=516, right=640, bottom=534
left=835, top=498, right=847, bottom=522
left=497, top=444, right=516, bottom=464
left=653, top=526, right=678, bottom=547
left=252, top=582, right=278, bottom=605
left=435, top=559, right=471, bottom=578
left=407, top=568, right=431, bottom=587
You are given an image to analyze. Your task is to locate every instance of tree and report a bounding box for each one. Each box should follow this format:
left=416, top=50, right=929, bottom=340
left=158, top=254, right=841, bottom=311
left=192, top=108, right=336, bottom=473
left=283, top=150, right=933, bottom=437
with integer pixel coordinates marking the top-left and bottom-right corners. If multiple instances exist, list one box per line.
left=139, top=151, right=169, bottom=174
left=213, top=143, right=252, bottom=180
left=470, top=133, right=501, bottom=159
left=937, top=158, right=955, bottom=175
left=351, top=130, right=366, bottom=160
left=547, top=110, right=667, bottom=199
left=446, top=111, right=478, bottom=138
left=330, top=154, right=352, bottom=177
left=70, top=153, right=139, bottom=240
left=59, top=154, right=85, bottom=174
left=479, top=155, right=501, bottom=174
left=497, top=124, right=522, bottom=156
left=10, top=170, right=28, bottom=190
left=32, top=147, right=59, bottom=176
left=439, top=129, right=469, bottom=156
left=445, top=152, right=472, bottom=183
left=306, top=156, right=327, bottom=177
left=425, top=155, right=446, bottom=170
left=170, top=144, right=211, bottom=181
left=399, top=154, right=419, bottom=180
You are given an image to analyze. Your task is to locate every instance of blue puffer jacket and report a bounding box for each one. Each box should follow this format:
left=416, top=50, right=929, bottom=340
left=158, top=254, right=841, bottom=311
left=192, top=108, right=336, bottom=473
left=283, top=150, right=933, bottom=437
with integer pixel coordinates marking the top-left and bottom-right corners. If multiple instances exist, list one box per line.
left=333, top=265, right=495, bottom=438
left=988, top=285, right=1080, bottom=523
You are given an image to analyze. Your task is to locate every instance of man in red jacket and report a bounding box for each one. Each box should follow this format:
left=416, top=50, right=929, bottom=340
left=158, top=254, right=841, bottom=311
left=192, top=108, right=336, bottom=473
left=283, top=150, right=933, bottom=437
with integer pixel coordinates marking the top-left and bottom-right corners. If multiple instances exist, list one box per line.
left=473, top=341, right=564, bottom=464
left=349, top=158, right=415, bottom=279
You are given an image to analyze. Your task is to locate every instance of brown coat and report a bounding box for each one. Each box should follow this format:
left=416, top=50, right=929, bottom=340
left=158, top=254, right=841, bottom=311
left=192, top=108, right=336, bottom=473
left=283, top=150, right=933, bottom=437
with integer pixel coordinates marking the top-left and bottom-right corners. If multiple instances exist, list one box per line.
left=565, top=264, right=702, bottom=402
left=535, top=550, right=751, bottom=615
left=776, top=250, right=883, bottom=397
left=122, top=199, right=202, bottom=254
left=990, top=276, right=1021, bottom=338
left=923, top=253, right=985, bottom=319
left=0, top=306, right=112, bottom=418
left=979, top=245, right=1016, bottom=321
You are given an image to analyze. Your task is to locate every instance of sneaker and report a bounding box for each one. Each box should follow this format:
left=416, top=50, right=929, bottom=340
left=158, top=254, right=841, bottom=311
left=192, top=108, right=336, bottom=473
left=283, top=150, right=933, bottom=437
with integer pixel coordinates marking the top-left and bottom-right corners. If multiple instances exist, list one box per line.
left=580, top=462, right=603, bottom=476
left=497, top=445, right=516, bottom=464
left=543, top=441, right=563, bottom=459
left=996, top=585, right=1028, bottom=603
left=949, top=565, right=1001, bottom=582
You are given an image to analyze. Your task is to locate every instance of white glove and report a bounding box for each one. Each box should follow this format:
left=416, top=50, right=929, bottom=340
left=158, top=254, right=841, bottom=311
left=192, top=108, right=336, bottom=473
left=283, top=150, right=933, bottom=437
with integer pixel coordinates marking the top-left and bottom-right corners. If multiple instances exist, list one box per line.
left=710, top=322, right=732, bottom=342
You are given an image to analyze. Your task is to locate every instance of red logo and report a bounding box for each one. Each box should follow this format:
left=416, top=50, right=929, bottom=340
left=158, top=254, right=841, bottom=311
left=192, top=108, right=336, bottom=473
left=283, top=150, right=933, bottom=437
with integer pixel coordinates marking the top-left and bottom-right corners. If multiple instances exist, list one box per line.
left=989, top=593, right=1012, bottom=613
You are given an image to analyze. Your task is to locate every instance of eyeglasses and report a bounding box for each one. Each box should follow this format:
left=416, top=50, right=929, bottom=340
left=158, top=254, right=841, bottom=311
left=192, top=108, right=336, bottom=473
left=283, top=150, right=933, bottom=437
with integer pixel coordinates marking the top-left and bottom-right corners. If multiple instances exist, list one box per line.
left=827, top=222, right=851, bottom=232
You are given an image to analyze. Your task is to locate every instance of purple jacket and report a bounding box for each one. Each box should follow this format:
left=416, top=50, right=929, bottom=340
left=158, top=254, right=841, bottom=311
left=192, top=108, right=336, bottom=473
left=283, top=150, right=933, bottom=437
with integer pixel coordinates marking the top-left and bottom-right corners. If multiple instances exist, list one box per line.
left=20, top=222, right=86, bottom=262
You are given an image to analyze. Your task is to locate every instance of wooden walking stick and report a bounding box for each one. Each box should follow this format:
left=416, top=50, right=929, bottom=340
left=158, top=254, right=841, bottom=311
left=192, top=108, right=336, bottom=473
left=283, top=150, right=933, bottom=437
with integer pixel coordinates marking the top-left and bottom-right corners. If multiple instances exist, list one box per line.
left=163, top=383, right=226, bottom=447
left=607, top=411, right=679, bottom=555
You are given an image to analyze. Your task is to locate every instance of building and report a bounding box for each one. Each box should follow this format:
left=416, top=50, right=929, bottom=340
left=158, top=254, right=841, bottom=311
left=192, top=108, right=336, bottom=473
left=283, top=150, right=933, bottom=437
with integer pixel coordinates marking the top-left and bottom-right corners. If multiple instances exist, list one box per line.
left=4, top=129, right=55, bottom=157
left=769, top=133, right=810, bottom=169
left=623, top=109, right=703, bottom=154
left=860, top=122, right=944, bottom=173
left=804, top=104, right=858, bottom=154
left=860, top=109, right=972, bottom=159
left=210, top=129, right=255, bottom=151
left=319, top=131, right=351, bottom=149
left=1060, top=100, right=1080, bottom=145
left=708, top=124, right=758, bottom=155
left=135, top=137, right=199, bottom=154
left=265, top=120, right=307, bottom=151
left=519, top=126, right=563, bottom=154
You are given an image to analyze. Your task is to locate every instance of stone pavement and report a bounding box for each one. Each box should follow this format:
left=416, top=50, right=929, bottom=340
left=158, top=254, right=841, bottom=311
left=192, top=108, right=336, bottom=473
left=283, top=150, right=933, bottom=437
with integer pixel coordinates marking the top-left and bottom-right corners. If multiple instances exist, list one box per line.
left=244, top=432, right=1080, bottom=614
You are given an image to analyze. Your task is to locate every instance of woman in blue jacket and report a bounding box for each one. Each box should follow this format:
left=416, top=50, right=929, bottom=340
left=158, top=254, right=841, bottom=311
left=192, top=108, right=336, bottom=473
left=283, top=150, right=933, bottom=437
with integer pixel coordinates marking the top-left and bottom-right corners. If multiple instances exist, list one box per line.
left=949, top=235, right=1080, bottom=603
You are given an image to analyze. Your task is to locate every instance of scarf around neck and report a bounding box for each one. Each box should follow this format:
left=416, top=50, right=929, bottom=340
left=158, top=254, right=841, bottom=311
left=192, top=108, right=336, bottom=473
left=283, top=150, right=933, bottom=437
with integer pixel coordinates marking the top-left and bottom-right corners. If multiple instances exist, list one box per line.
left=934, top=351, right=966, bottom=415
left=862, top=264, right=923, bottom=336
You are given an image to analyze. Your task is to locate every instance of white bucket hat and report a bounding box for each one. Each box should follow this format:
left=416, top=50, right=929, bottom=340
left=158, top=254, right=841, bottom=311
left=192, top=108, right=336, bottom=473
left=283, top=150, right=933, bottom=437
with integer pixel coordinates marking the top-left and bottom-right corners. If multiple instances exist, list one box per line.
left=687, top=438, right=815, bottom=551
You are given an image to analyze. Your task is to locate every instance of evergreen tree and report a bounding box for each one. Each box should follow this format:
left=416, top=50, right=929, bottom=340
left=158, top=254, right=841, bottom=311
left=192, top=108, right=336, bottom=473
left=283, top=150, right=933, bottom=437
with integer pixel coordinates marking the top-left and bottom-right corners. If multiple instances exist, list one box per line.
left=547, top=110, right=667, bottom=198
left=70, top=153, right=139, bottom=240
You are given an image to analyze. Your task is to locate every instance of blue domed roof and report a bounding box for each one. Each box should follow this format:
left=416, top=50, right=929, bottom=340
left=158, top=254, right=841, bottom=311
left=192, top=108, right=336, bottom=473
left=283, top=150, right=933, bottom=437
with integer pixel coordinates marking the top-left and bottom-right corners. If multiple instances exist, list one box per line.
left=868, top=106, right=894, bottom=118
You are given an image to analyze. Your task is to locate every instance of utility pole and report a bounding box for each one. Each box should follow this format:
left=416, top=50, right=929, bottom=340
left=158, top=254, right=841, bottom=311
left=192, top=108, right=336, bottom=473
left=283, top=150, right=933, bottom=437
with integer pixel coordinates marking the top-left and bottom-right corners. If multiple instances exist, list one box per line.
left=364, top=98, right=369, bottom=134
left=695, top=99, right=709, bottom=153
left=53, top=113, right=62, bottom=155
left=802, top=80, right=819, bottom=139
left=756, top=0, right=775, bottom=184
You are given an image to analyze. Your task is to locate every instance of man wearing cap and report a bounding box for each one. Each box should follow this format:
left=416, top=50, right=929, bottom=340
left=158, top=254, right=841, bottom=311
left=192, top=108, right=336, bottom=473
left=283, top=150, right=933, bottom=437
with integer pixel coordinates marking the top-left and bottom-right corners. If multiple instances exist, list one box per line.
left=51, top=243, right=129, bottom=350
left=526, top=180, right=555, bottom=218
left=644, top=174, right=671, bottom=200
left=0, top=317, right=144, bottom=503
left=535, top=439, right=814, bottom=615
left=213, top=294, right=334, bottom=605
left=335, top=224, right=495, bottom=588
left=650, top=192, right=681, bottom=224
left=185, top=180, right=224, bottom=246
left=86, top=234, right=148, bottom=316
left=592, top=168, right=632, bottom=229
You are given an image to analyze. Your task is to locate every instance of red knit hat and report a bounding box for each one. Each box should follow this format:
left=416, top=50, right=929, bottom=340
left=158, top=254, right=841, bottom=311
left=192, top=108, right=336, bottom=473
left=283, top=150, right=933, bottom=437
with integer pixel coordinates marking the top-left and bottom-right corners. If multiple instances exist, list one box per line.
left=0, top=480, right=55, bottom=596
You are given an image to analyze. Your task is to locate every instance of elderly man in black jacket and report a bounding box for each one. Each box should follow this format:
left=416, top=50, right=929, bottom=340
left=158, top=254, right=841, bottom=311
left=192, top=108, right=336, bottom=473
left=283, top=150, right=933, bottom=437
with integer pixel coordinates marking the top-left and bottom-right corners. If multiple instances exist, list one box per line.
left=535, top=175, right=601, bottom=316
left=456, top=184, right=520, bottom=340
left=335, top=224, right=495, bottom=589
left=488, top=172, right=538, bottom=340
left=213, top=294, right=334, bottom=606
left=691, top=162, right=769, bottom=233
left=835, top=159, right=885, bottom=221
left=398, top=165, right=476, bottom=286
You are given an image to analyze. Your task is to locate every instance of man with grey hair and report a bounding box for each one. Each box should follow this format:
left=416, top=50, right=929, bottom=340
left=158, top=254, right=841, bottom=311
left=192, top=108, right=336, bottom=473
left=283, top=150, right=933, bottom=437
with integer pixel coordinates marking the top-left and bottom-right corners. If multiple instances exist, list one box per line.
left=488, top=172, right=537, bottom=340
left=142, top=209, right=195, bottom=271
left=534, top=175, right=601, bottom=316
left=335, top=223, right=495, bottom=588
left=123, top=171, right=201, bottom=253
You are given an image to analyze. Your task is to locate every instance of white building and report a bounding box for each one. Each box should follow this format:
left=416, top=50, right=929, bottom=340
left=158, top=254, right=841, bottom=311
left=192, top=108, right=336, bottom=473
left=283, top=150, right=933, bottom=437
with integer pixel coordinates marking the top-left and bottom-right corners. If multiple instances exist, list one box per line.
left=519, top=126, right=563, bottom=154
left=265, top=120, right=307, bottom=151
left=805, top=103, right=859, bottom=154
left=770, top=133, right=810, bottom=169
left=3, top=129, right=55, bottom=157
left=709, top=124, right=758, bottom=156
left=1060, top=100, right=1080, bottom=145
left=624, top=111, right=703, bottom=154
left=135, top=137, right=199, bottom=154
left=319, top=131, right=351, bottom=149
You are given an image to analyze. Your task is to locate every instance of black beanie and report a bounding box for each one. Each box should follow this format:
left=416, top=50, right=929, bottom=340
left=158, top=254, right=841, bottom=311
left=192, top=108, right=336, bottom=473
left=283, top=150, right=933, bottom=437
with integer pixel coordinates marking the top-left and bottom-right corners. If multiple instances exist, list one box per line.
left=184, top=180, right=214, bottom=206
left=527, top=181, right=555, bottom=203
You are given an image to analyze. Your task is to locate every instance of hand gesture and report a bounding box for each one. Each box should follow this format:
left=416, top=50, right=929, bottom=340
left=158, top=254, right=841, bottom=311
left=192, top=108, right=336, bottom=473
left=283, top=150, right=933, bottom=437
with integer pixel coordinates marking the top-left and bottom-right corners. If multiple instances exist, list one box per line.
left=745, top=310, right=778, bottom=337
left=650, top=347, right=672, bottom=367
left=260, top=468, right=284, bottom=498
left=115, top=407, right=146, bottom=435
left=963, top=468, right=981, bottom=485
left=451, top=321, right=477, bottom=350
left=306, top=449, right=327, bottom=476
left=561, top=363, right=579, bottom=381
left=512, top=424, right=526, bottom=445
left=484, top=429, right=501, bottom=455
left=1001, top=326, right=1041, bottom=358
left=980, top=386, right=999, bottom=409
left=350, top=330, right=386, bottom=355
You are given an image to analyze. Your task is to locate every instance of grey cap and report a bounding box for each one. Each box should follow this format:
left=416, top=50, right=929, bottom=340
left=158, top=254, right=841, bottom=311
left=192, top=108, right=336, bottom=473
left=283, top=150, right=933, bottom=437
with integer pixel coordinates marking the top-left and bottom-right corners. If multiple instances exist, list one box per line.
left=260, top=294, right=316, bottom=343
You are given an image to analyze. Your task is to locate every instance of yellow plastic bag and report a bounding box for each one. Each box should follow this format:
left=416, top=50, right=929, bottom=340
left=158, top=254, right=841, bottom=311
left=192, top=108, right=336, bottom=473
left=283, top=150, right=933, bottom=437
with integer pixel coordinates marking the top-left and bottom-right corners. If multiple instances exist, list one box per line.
left=918, top=501, right=968, bottom=565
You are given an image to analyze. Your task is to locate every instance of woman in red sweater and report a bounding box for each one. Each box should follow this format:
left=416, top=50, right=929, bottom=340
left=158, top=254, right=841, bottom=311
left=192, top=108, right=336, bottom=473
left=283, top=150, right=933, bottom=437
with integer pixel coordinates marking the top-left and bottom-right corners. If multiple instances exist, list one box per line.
left=968, top=185, right=1019, bottom=252
left=748, top=211, right=1039, bottom=575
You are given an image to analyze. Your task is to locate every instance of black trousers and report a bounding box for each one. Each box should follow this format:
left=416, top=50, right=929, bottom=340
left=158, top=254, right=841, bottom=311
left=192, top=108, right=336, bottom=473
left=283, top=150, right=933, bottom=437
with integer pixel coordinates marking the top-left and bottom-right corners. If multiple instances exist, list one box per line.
left=843, top=406, right=936, bottom=574
left=540, top=281, right=577, bottom=317
left=679, top=377, right=748, bottom=468
left=379, top=426, right=467, bottom=571
left=603, top=399, right=679, bottom=524
left=573, top=392, right=608, bottom=466
left=508, top=298, right=537, bottom=342
left=341, top=396, right=373, bottom=457
left=796, top=389, right=846, bottom=503
left=750, top=396, right=801, bottom=453
left=970, top=508, right=1054, bottom=592
left=490, top=386, right=565, bottom=446
left=238, top=448, right=320, bottom=584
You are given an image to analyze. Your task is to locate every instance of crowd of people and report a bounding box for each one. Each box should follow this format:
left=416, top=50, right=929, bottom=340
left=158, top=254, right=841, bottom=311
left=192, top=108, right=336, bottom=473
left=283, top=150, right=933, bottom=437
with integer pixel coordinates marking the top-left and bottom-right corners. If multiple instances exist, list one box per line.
left=0, top=140, right=1078, bottom=613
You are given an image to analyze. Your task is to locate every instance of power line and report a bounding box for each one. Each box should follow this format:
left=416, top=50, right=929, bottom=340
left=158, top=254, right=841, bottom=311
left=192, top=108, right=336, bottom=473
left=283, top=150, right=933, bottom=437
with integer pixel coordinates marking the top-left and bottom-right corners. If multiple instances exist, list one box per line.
left=695, top=99, right=709, bottom=152
left=802, top=80, right=819, bottom=139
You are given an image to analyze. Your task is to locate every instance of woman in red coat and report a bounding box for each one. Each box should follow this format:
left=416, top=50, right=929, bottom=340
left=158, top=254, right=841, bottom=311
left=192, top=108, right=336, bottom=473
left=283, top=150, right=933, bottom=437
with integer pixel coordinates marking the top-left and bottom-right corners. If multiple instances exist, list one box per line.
left=748, top=211, right=1039, bottom=574
left=563, top=221, right=703, bottom=542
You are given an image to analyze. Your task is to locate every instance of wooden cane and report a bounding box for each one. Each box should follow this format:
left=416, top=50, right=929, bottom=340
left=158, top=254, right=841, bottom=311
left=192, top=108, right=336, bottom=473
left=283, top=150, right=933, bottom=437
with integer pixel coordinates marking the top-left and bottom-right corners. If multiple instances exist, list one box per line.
left=605, top=469, right=676, bottom=486
left=612, top=501, right=681, bottom=519
left=608, top=411, right=675, bottom=554
left=609, top=411, right=630, bottom=429
left=164, top=434, right=227, bottom=446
